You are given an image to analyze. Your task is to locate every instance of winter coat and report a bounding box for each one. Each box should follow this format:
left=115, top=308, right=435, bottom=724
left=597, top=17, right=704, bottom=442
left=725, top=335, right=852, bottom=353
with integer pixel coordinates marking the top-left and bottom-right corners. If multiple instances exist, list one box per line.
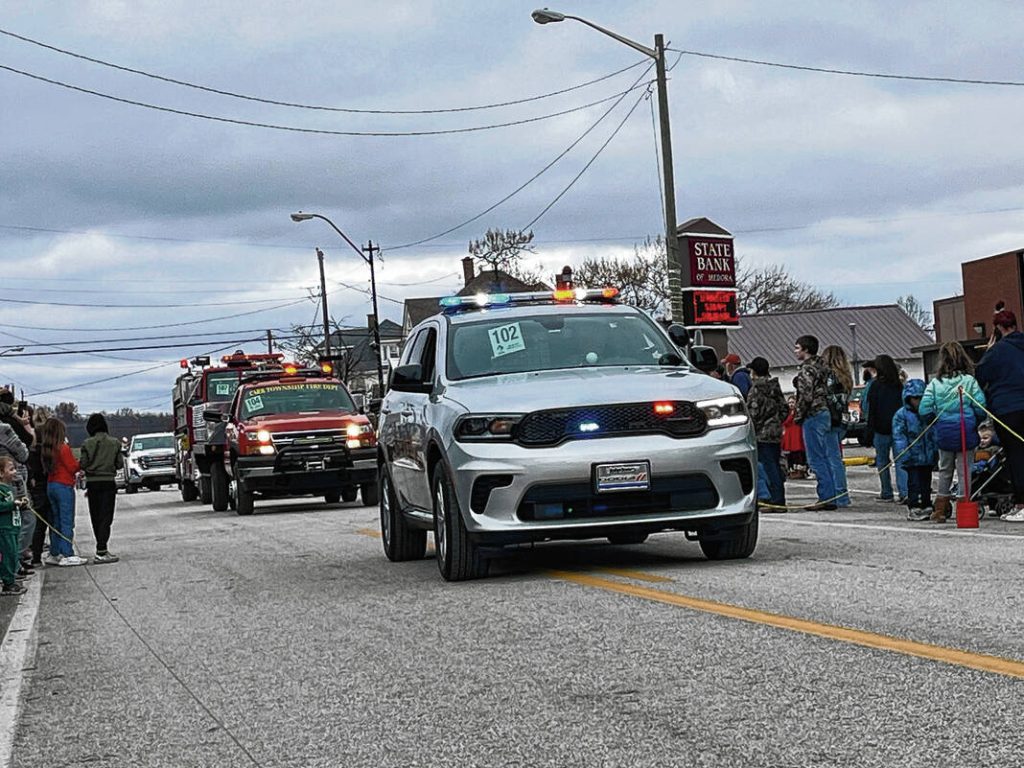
left=891, top=379, right=937, bottom=468
left=975, top=331, right=1024, bottom=416
left=919, top=372, right=986, bottom=452
left=746, top=376, right=788, bottom=443
left=0, top=423, right=28, bottom=498
left=860, top=378, right=874, bottom=423
left=782, top=410, right=805, bottom=452
left=792, top=356, right=829, bottom=424
left=79, top=431, right=124, bottom=482
left=867, top=380, right=902, bottom=436
left=825, top=371, right=851, bottom=429
left=730, top=367, right=752, bottom=398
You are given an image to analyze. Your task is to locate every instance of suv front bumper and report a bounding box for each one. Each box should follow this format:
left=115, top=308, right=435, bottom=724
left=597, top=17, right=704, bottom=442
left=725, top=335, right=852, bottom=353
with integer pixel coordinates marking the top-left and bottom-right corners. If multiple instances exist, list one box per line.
left=445, top=425, right=756, bottom=537
left=236, top=446, right=376, bottom=493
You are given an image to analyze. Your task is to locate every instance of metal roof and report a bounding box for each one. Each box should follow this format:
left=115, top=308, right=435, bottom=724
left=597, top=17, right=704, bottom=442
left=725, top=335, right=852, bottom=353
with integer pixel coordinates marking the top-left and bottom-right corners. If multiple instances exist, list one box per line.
left=727, top=305, right=934, bottom=369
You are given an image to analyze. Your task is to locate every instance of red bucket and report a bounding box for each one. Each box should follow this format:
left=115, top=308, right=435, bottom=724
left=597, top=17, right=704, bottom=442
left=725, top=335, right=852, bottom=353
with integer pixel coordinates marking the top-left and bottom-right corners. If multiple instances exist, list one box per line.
left=956, top=499, right=980, bottom=529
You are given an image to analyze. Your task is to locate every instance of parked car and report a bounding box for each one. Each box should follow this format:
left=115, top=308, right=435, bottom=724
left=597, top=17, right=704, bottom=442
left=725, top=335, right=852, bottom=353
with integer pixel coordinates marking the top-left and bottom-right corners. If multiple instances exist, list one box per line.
left=377, top=288, right=758, bottom=581
left=123, top=432, right=176, bottom=493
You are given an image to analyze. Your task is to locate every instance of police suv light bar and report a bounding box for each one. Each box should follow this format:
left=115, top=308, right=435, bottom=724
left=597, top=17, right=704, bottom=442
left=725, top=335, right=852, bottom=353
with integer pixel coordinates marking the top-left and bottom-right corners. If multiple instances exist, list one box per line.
left=438, top=287, right=619, bottom=313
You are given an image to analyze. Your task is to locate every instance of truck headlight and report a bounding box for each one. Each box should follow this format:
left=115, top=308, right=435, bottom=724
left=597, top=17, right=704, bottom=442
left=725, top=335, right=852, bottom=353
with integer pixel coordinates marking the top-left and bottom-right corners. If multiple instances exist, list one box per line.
left=695, top=396, right=748, bottom=428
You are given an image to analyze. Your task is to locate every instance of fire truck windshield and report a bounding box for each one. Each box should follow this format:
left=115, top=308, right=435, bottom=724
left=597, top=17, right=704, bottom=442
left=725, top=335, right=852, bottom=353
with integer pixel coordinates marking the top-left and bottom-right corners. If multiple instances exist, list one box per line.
left=240, top=382, right=356, bottom=419
left=206, top=372, right=240, bottom=402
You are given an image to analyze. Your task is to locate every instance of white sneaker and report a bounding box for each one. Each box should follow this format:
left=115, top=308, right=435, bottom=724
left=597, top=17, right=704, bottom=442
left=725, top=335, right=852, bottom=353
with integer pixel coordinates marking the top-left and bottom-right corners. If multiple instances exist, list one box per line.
left=1002, top=509, right=1024, bottom=523
left=57, top=555, right=87, bottom=567
left=43, top=554, right=61, bottom=566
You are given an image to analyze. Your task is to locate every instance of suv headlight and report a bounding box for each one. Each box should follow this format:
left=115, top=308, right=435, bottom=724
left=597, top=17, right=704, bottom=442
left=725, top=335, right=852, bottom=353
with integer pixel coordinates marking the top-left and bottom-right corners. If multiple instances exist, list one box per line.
left=454, top=415, right=522, bottom=442
left=695, top=396, right=749, bottom=428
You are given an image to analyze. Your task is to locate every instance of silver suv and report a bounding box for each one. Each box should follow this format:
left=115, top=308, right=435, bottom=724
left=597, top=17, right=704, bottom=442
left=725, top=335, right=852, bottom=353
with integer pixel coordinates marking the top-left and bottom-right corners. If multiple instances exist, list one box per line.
left=377, top=290, right=757, bottom=581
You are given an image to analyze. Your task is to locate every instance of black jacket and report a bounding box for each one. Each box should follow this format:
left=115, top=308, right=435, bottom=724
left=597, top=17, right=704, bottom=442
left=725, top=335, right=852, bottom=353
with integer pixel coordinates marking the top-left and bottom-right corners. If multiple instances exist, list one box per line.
left=867, top=381, right=902, bottom=436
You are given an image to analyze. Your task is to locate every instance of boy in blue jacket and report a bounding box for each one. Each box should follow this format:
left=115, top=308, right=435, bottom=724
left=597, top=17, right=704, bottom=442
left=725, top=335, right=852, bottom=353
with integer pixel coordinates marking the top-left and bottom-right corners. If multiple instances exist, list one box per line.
left=893, top=379, right=938, bottom=521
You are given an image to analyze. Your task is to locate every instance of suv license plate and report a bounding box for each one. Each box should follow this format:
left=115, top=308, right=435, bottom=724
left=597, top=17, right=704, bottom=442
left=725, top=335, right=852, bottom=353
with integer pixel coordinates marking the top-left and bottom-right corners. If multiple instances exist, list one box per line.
left=305, top=459, right=326, bottom=472
left=595, top=461, right=650, bottom=493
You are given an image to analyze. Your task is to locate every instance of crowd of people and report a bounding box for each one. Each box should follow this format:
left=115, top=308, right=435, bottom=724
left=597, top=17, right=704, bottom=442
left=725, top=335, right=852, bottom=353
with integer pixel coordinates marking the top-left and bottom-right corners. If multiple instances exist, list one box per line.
left=722, top=307, right=1024, bottom=520
left=1, top=398, right=123, bottom=598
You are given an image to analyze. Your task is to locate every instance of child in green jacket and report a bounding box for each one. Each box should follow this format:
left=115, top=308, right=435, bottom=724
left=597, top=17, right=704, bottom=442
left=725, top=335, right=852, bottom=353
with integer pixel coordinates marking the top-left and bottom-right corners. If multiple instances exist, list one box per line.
left=1, top=455, right=28, bottom=596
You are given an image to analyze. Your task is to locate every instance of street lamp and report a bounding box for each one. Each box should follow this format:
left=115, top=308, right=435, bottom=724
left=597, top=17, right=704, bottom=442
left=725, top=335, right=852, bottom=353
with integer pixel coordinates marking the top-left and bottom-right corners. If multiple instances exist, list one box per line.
left=848, top=322, right=859, bottom=382
left=532, top=8, right=683, bottom=320
left=291, top=211, right=385, bottom=396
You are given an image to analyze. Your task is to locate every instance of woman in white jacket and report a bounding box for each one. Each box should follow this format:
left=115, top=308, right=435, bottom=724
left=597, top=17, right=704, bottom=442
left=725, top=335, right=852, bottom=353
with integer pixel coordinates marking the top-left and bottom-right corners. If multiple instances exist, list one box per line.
left=919, top=342, right=987, bottom=523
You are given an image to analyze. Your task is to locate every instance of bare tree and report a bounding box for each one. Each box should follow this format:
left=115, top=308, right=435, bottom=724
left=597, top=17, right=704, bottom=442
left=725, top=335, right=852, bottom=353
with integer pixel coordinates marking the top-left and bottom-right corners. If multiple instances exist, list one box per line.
left=468, top=228, right=545, bottom=286
left=277, top=291, right=351, bottom=367
left=573, top=236, right=671, bottom=317
left=896, top=294, right=934, bottom=333
left=736, top=263, right=839, bottom=315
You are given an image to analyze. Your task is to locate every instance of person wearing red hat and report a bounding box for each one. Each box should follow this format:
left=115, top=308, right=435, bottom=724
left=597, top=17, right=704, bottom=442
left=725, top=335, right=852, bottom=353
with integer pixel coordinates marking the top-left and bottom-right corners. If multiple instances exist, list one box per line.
left=976, top=308, right=1024, bottom=518
left=722, top=353, right=752, bottom=397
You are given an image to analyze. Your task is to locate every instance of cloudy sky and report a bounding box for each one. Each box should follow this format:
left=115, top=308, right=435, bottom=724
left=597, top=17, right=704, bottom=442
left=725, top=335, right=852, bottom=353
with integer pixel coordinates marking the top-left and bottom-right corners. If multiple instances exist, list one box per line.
left=2, top=0, right=1023, bottom=413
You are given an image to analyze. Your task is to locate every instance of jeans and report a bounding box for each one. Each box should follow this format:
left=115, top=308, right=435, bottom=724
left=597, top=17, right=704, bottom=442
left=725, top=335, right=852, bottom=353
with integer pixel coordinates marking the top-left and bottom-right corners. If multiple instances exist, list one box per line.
left=46, top=481, right=76, bottom=558
left=30, top=493, right=51, bottom=562
left=86, top=481, right=117, bottom=552
left=757, top=442, right=786, bottom=506
left=874, top=433, right=896, bottom=499
left=802, top=411, right=837, bottom=503
left=905, top=465, right=933, bottom=509
left=937, top=449, right=974, bottom=497
left=828, top=426, right=850, bottom=507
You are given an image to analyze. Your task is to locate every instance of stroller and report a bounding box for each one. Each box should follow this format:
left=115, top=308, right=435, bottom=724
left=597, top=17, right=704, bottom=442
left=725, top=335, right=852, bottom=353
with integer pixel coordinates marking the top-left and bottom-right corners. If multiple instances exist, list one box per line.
left=970, top=447, right=1014, bottom=519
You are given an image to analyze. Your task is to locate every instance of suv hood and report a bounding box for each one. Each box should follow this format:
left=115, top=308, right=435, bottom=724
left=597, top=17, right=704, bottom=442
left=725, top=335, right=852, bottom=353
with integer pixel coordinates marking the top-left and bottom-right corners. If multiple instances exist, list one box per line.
left=444, top=366, right=739, bottom=413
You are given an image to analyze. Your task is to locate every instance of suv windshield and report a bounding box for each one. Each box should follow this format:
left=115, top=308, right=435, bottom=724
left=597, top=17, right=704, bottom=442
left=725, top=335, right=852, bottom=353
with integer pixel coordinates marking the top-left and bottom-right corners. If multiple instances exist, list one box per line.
left=206, top=372, right=241, bottom=403
left=131, top=435, right=173, bottom=451
left=446, top=312, right=682, bottom=380
left=240, top=381, right=356, bottom=419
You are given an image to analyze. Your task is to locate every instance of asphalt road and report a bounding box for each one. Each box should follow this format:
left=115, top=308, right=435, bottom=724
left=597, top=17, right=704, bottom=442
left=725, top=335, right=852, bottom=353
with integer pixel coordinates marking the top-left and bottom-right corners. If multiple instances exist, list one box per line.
left=6, top=465, right=1024, bottom=768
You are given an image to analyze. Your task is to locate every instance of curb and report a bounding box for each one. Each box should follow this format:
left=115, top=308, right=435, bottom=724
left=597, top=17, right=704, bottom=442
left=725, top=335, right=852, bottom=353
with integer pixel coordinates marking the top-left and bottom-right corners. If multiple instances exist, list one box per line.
left=0, top=571, right=43, bottom=768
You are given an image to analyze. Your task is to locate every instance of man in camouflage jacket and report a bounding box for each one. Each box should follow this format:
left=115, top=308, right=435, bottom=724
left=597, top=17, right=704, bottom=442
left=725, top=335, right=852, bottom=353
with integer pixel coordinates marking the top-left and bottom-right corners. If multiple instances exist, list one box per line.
left=791, top=335, right=838, bottom=510
left=747, top=357, right=789, bottom=508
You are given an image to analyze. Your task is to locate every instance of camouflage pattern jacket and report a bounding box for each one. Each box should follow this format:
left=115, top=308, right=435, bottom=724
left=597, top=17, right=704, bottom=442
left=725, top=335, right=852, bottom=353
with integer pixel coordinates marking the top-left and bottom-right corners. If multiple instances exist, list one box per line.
left=792, top=356, right=830, bottom=424
left=746, top=376, right=788, bottom=443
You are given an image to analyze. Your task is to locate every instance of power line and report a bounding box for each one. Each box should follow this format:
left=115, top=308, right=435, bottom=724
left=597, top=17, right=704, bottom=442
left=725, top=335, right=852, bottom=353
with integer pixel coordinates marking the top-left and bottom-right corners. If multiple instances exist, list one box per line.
left=10, top=337, right=270, bottom=357
left=523, top=88, right=650, bottom=230
left=382, top=62, right=657, bottom=252
left=0, top=28, right=648, bottom=114
left=0, top=64, right=653, bottom=137
left=668, top=47, right=1024, bottom=87
left=5, top=327, right=318, bottom=347
left=0, top=291, right=315, bottom=309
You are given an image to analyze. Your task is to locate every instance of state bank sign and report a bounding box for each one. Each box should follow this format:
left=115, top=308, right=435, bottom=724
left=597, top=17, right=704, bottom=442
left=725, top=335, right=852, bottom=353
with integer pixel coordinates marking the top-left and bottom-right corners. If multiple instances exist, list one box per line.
left=677, top=217, right=740, bottom=327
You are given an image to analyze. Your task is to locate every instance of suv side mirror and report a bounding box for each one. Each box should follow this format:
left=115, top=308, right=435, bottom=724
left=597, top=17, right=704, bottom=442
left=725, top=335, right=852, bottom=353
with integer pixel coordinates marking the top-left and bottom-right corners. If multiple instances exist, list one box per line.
left=203, top=408, right=228, bottom=423
left=666, top=324, right=691, bottom=349
left=390, top=364, right=432, bottom=394
left=689, top=346, right=719, bottom=374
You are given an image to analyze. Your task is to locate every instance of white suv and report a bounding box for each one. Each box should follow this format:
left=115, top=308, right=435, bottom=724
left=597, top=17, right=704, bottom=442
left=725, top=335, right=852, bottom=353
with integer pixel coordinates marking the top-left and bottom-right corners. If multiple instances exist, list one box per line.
left=123, top=432, right=176, bottom=493
left=377, top=289, right=758, bottom=581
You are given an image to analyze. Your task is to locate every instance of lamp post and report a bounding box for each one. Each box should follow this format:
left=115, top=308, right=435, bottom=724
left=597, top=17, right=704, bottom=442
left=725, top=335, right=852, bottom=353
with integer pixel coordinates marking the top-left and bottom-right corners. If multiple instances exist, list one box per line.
left=848, top=322, right=859, bottom=383
left=532, top=8, right=682, bottom=320
left=291, top=212, right=385, bottom=396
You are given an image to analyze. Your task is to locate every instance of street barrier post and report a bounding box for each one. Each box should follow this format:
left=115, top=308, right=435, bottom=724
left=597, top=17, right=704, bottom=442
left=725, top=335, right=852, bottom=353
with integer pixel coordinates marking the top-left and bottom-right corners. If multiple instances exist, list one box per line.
left=956, top=386, right=979, bottom=528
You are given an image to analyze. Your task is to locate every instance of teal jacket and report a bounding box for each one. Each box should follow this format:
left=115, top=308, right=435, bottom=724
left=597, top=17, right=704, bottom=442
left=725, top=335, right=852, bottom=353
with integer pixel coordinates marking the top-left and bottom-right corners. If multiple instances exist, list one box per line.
left=919, top=373, right=986, bottom=452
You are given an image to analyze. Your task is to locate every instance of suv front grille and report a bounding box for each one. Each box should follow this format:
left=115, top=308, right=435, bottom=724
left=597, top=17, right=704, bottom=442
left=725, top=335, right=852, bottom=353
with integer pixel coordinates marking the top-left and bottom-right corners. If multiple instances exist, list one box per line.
left=517, top=474, right=718, bottom=520
left=516, top=401, right=706, bottom=447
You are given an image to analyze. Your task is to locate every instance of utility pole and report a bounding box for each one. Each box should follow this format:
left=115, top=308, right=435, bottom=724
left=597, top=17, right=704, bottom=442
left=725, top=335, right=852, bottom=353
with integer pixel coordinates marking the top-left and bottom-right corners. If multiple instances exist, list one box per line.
left=654, top=33, right=682, bottom=321
left=266, top=329, right=274, bottom=354
left=362, top=240, right=385, bottom=396
left=317, top=247, right=332, bottom=359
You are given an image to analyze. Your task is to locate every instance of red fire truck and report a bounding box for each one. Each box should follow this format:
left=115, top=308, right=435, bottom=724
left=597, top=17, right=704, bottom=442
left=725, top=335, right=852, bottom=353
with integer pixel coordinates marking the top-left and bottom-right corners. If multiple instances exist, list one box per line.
left=172, top=351, right=284, bottom=510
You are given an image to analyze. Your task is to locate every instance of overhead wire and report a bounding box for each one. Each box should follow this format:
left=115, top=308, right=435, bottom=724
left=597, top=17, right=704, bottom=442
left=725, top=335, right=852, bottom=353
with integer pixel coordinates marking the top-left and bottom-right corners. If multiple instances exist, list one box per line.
left=0, top=291, right=317, bottom=308
left=668, top=47, right=1024, bottom=87
left=0, top=64, right=653, bottom=137
left=0, top=28, right=649, bottom=114
left=382, top=62, right=657, bottom=252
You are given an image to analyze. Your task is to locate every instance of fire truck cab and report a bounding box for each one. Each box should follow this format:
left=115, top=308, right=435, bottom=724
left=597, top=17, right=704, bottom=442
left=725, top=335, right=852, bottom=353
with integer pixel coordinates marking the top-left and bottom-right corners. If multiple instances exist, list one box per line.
left=173, top=351, right=284, bottom=510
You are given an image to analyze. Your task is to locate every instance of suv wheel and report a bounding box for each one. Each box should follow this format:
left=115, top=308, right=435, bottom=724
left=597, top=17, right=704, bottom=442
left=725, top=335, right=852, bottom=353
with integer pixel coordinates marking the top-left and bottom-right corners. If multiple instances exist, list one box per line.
left=379, top=466, right=427, bottom=562
left=210, top=462, right=229, bottom=512
left=432, top=463, right=488, bottom=581
left=699, top=513, right=758, bottom=560
left=235, top=479, right=255, bottom=516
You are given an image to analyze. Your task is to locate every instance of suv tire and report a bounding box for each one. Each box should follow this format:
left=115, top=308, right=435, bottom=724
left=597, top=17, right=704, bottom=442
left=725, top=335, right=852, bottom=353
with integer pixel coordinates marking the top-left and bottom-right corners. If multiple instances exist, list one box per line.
left=699, top=513, right=758, bottom=560
left=324, top=491, right=341, bottom=504
left=379, top=466, right=427, bottom=562
left=432, top=463, right=488, bottom=581
left=235, top=479, right=255, bottom=516
left=360, top=482, right=379, bottom=507
left=210, top=462, right=229, bottom=512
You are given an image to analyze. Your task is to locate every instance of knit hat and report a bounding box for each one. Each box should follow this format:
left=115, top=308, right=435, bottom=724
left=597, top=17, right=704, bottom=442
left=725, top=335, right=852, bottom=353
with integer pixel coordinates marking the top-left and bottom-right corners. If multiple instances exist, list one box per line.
left=994, top=309, right=1017, bottom=328
left=722, top=353, right=741, bottom=365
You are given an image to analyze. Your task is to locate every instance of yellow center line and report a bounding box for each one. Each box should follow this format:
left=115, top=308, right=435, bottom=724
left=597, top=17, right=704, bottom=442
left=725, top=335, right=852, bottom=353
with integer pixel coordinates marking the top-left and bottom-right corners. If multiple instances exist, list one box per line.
left=549, top=570, right=1024, bottom=680
left=356, top=527, right=381, bottom=538
left=596, top=567, right=674, bottom=584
